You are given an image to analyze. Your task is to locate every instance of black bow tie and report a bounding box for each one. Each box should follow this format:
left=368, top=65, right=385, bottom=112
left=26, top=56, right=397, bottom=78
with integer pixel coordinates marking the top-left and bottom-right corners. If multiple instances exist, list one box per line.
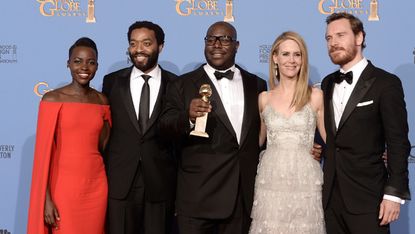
left=214, top=70, right=234, bottom=80
left=334, top=71, right=353, bottom=84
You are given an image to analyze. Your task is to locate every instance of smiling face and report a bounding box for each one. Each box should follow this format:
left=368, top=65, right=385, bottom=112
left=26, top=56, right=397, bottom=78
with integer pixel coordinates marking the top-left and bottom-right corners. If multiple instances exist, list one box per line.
left=273, top=39, right=302, bottom=80
left=128, top=27, right=163, bottom=73
left=326, top=18, right=363, bottom=70
left=204, top=22, right=239, bottom=70
left=67, top=46, right=98, bottom=86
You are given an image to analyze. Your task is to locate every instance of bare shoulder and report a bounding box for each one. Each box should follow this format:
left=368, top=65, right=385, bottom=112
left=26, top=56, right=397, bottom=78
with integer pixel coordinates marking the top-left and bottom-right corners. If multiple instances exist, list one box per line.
left=310, top=87, right=324, bottom=111
left=258, top=91, right=270, bottom=111
left=259, top=90, right=269, bottom=100
left=41, top=88, right=64, bottom=102
left=258, top=90, right=269, bottom=104
left=91, top=88, right=109, bottom=105
left=311, top=87, right=323, bottom=101
left=97, top=91, right=109, bottom=105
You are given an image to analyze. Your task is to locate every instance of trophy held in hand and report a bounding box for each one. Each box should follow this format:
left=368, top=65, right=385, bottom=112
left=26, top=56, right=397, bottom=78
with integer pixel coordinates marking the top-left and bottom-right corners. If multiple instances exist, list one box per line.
left=190, top=84, right=212, bottom=138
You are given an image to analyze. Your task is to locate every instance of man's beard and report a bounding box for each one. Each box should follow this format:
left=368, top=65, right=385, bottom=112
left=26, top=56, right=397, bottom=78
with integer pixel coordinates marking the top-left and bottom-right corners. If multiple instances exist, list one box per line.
left=329, top=46, right=357, bottom=66
left=129, top=50, right=159, bottom=73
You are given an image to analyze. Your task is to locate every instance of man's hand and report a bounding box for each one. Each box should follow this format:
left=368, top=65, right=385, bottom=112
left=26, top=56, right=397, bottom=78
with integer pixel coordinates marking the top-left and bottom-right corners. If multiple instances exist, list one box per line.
left=310, top=143, right=322, bottom=161
left=189, top=98, right=211, bottom=123
left=379, top=199, right=400, bottom=225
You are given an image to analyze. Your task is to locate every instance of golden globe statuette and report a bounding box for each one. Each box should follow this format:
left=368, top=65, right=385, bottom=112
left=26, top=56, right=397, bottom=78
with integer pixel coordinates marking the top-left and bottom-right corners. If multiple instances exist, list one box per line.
left=190, top=84, right=212, bottom=138
left=368, top=0, right=380, bottom=21
left=224, top=0, right=235, bottom=22
left=86, top=0, right=96, bottom=23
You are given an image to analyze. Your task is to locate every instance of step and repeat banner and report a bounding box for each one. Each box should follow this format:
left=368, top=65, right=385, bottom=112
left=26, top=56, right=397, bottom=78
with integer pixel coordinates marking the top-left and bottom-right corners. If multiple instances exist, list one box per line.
left=1, top=1, right=414, bottom=233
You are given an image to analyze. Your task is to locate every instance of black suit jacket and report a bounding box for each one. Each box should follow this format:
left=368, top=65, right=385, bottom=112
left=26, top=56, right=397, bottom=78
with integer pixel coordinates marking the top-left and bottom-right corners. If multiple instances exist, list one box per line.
left=102, top=66, right=177, bottom=202
left=159, top=64, right=267, bottom=219
left=321, top=61, right=411, bottom=214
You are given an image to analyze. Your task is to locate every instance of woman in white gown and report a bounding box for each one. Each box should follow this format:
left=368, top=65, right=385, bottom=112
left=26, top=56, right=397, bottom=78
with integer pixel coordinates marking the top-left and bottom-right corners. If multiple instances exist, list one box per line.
left=249, top=31, right=327, bottom=234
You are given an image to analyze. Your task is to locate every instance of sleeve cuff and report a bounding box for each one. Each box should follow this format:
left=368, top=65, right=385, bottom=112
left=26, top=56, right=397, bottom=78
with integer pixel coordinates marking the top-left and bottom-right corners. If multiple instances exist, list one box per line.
left=383, top=194, right=405, bottom=204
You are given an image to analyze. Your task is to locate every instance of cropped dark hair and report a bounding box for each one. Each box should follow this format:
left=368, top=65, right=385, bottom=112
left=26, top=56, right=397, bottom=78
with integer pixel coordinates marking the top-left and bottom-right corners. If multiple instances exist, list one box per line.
left=127, top=21, right=165, bottom=45
left=68, top=37, right=98, bottom=58
left=326, top=12, right=366, bottom=49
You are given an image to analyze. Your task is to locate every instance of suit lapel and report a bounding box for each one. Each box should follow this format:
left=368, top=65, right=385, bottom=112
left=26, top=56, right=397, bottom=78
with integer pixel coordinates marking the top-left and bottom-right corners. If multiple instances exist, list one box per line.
left=239, top=67, right=255, bottom=146
left=119, top=67, right=142, bottom=134
left=325, top=73, right=337, bottom=136
left=192, top=66, right=237, bottom=140
left=337, top=63, right=376, bottom=131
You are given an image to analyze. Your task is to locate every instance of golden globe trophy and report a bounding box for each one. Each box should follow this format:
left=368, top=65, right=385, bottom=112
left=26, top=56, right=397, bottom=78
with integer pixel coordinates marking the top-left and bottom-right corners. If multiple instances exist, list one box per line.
left=224, top=0, right=235, bottom=22
left=86, top=0, right=96, bottom=23
left=368, top=0, right=379, bottom=21
left=190, top=84, right=212, bottom=138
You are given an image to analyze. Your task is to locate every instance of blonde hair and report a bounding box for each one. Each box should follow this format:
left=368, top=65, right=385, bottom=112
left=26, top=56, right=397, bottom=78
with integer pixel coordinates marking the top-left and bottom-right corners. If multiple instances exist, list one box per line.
left=269, top=31, right=311, bottom=110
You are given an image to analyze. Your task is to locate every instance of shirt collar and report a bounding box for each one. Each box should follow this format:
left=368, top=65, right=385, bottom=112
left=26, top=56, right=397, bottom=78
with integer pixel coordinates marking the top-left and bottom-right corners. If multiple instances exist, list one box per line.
left=131, top=65, right=161, bottom=81
left=340, top=58, right=368, bottom=84
left=205, top=63, right=236, bottom=74
left=205, top=63, right=241, bottom=81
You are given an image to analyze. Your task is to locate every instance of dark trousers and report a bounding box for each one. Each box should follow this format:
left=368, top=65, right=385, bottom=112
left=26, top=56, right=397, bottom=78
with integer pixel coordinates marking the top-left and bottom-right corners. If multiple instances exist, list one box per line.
left=325, top=180, right=390, bottom=234
left=177, top=189, right=251, bottom=234
left=107, top=165, right=174, bottom=234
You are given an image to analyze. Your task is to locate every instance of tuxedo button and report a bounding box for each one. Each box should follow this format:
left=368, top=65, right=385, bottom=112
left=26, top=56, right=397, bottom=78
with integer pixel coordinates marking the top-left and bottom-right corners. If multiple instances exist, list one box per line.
left=336, top=147, right=340, bottom=152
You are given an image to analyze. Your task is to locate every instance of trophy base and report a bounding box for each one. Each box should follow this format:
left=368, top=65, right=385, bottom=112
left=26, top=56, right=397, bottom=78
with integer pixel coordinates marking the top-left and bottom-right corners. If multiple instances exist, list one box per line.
left=224, top=16, right=235, bottom=22
left=368, top=16, right=379, bottom=21
left=190, top=131, right=209, bottom=138
left=86, top=17, right=96, bottom=23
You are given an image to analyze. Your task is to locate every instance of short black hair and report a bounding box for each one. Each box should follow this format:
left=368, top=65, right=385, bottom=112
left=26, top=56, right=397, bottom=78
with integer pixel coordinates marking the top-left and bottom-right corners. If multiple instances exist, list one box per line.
left=207, top=21, right=238, bottom=40
left=68, top=37, right=98, bottom=58
left=127, top=21, right=165, bottom=45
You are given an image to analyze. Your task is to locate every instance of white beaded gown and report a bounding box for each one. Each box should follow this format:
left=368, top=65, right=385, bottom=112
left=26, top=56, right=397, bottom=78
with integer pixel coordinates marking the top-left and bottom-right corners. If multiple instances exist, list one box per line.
left=249, top=103, right=325, bottom=234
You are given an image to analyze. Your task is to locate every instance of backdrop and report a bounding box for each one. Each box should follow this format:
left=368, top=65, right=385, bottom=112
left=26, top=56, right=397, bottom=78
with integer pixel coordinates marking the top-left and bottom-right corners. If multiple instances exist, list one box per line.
left=0, top=1, right=414, bottom=233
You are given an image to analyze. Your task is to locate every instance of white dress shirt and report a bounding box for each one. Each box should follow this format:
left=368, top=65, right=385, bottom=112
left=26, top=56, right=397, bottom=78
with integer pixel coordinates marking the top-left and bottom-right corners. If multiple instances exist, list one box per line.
left=333, top=58, right=367, bottom=128
left=332, top=58, right=404, bottom=204
left=130, top=65, right=161, bottom=120
left=204, top=64, right=245, bottom=144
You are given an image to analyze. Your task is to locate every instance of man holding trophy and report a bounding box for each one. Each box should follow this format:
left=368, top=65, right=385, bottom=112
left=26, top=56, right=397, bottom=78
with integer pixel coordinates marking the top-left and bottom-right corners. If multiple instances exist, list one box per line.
left=160, top=21, right=267, bottom=234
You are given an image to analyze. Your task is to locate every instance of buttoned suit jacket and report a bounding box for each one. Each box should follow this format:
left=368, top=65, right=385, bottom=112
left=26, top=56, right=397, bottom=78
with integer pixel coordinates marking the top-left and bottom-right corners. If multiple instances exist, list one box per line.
left=160, top=64, right=267, bottom=219
left=321, top=61, right=411, bottom=214
left=102, top=66, right=177, bottom=202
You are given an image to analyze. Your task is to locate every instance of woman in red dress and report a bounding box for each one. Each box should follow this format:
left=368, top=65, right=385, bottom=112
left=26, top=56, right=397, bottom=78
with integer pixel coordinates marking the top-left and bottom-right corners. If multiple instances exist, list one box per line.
left=27, top=37, right=111, bottom=234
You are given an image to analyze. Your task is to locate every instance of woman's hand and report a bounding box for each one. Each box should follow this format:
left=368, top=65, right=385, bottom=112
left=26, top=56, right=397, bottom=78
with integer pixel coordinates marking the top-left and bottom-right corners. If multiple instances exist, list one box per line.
left=44, top=193, right=60, bottom=228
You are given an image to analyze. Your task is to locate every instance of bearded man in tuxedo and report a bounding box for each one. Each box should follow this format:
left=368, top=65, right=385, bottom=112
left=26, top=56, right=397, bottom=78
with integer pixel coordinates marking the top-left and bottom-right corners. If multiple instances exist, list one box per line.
left=321, top=12, right=411, bottom=234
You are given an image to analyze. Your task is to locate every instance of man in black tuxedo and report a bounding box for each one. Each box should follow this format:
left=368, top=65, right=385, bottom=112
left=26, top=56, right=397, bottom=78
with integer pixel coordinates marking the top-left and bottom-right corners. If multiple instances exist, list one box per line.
left=159, top=21, right=267, bottom=234
left=102, top=21, right=177, bottom=234
left=321, top=13, right=411, bottom=234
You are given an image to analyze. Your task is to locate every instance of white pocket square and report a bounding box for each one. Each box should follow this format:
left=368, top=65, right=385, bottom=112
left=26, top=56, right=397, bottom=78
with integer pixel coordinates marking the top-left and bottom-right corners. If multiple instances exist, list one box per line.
left=356, top=100, right=373, bottom=107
